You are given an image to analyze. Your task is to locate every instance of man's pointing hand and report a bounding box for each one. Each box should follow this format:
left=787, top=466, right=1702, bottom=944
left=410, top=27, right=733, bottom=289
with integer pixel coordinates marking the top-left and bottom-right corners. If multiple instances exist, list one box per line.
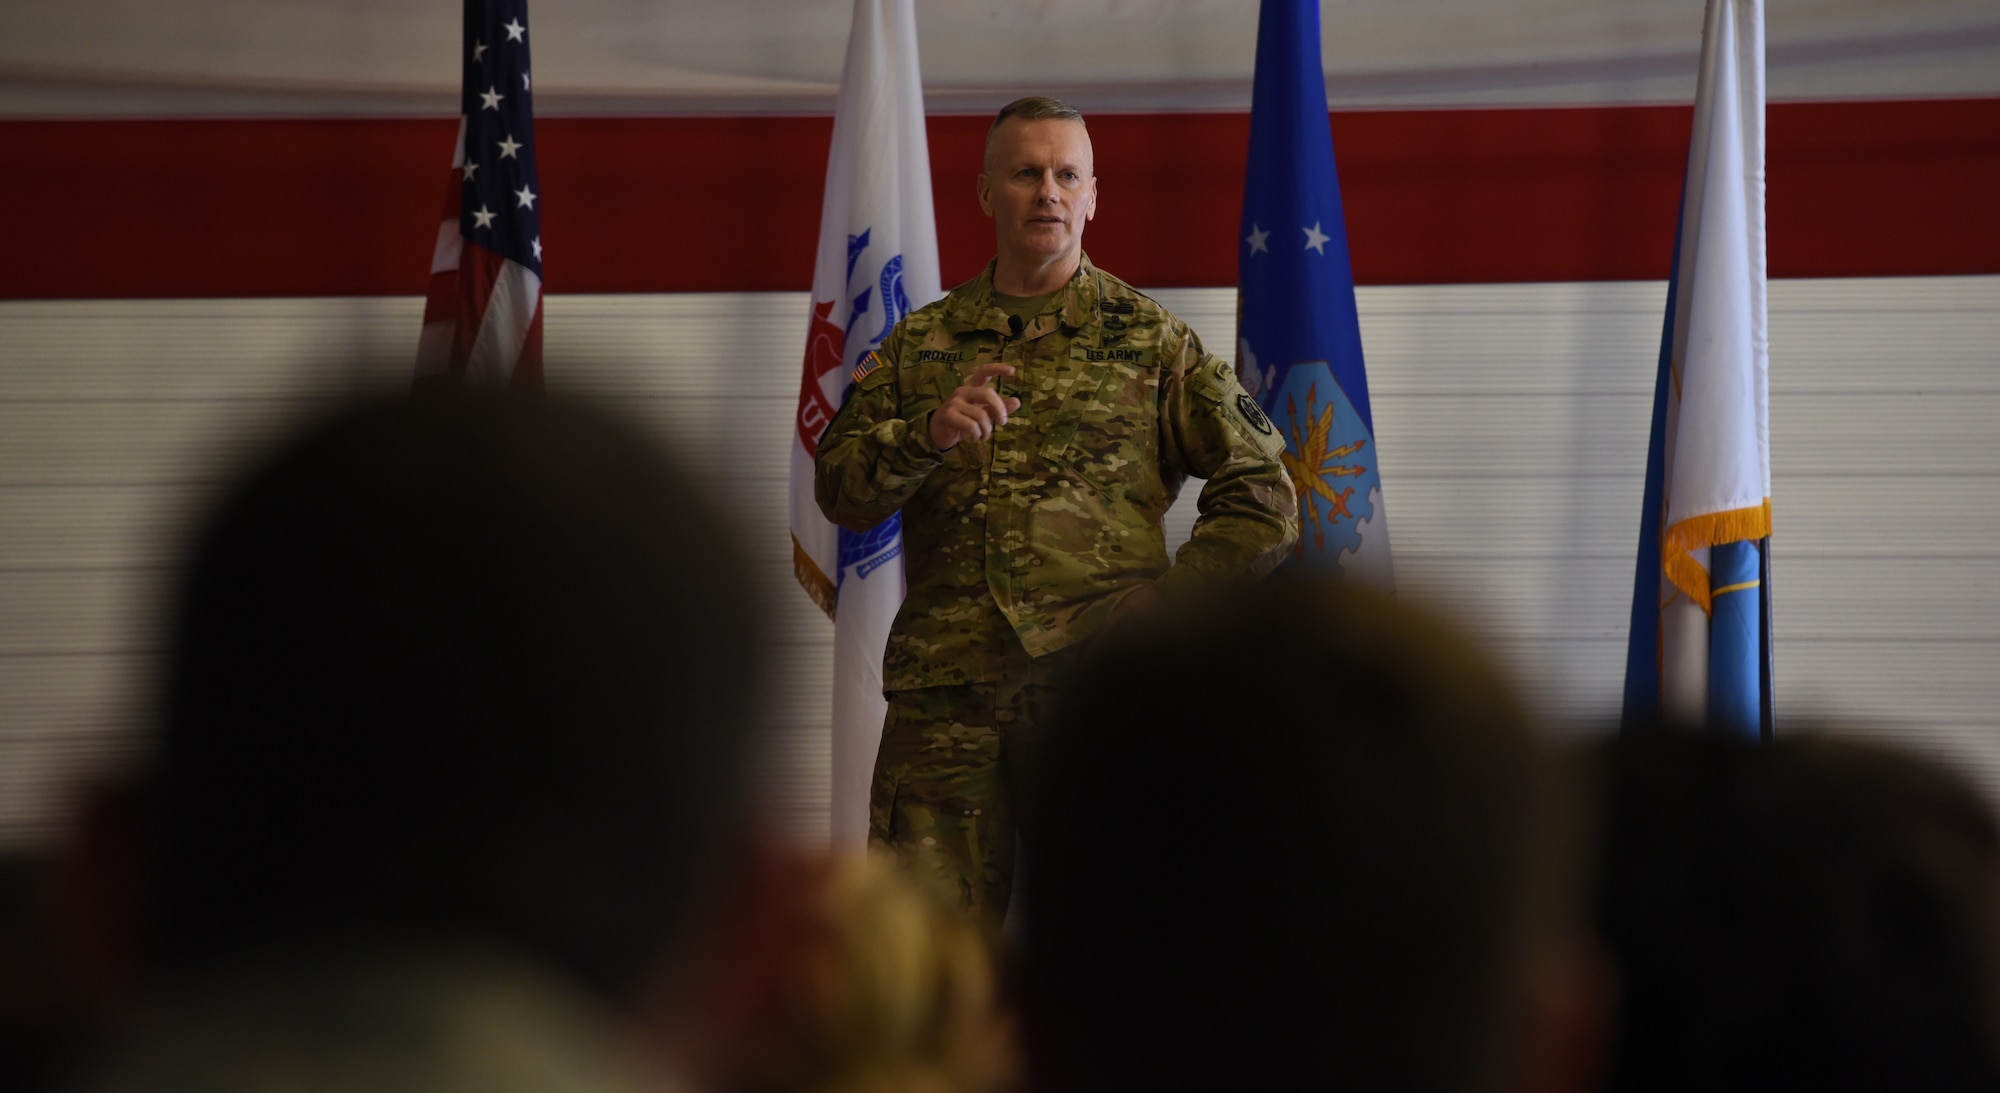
left=930, top=363, right=1022, bottom=450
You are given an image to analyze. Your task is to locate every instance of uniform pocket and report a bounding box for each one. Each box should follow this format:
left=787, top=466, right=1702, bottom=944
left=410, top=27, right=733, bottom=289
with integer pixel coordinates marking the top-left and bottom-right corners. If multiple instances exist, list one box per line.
left=1042, top=350, right=1164, bottom=512
left=1040, top=345, right=1157, bottom=455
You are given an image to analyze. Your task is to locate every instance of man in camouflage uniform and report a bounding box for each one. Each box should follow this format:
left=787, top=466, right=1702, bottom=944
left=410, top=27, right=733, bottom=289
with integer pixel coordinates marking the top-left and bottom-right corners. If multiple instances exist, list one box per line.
left=815, top=96, right=1299, bottom=918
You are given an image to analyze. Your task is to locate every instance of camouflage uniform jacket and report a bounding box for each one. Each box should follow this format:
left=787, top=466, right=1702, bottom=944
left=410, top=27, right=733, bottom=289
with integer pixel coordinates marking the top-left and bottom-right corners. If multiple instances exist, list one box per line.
left=815, top=254, right=1299, bottom=691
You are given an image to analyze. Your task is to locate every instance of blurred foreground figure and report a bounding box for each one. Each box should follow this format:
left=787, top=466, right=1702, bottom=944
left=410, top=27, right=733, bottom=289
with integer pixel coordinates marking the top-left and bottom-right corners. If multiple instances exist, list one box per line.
left=728, top=854, right=1016, bottom=1093
left=78, top=394, right=773, bottom=1092
left=1596, top=729, right=2000, bottom=1093
left=1017, top=580, right=1602, bottom=1093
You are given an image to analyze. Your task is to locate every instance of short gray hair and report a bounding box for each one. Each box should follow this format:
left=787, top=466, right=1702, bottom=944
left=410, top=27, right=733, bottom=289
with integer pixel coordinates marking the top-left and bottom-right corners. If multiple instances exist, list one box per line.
left=991, top=95, right=1084, bottom=131
left=985, top=96, right=1086, bottom=167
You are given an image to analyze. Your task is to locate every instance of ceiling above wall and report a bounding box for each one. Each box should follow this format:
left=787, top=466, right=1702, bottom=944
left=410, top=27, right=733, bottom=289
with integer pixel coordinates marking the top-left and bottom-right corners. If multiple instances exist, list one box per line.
left=5, top=0, right=1998, bottom=117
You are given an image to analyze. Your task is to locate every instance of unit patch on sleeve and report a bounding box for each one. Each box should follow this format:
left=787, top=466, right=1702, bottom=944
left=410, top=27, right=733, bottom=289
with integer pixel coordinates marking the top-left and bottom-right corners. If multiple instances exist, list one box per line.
left=1235, top=392, right=1276, bottom=436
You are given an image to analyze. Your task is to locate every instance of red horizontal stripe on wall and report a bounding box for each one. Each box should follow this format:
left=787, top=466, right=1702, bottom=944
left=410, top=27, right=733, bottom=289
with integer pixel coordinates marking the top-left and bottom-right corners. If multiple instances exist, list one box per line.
left=3, top=99, right=1995, bottom=299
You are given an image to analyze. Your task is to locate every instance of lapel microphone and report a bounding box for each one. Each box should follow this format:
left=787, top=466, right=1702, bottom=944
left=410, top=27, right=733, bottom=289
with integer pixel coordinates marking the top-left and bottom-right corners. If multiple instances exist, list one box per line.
left=999, top=313, right=1025, bottom=403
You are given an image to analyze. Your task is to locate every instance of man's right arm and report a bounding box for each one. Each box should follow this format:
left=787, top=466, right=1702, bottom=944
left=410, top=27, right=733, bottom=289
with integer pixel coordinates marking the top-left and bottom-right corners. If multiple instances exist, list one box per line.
left=813, top=356, right=946, bottom=531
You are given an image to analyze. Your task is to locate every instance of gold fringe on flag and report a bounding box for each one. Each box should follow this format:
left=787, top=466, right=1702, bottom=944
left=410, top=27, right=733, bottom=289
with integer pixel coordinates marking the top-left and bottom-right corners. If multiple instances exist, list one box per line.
left=1662, top=497, right=1772, bottom=613
left=794, top=535, right=839, bottom=620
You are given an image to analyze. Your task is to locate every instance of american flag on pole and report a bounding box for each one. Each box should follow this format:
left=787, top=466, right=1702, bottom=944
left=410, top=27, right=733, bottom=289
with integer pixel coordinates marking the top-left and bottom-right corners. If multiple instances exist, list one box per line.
left=790, top=0, right=939, bottom=849
left=415, top=0, right=544, bottom=390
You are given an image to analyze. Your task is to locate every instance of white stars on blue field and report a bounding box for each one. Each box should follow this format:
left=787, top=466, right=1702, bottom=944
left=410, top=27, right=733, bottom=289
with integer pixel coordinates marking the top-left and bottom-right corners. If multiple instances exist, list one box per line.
left=1243, top=220, right=1333, bottom=257
left=458, top=0, right=542, bottom=274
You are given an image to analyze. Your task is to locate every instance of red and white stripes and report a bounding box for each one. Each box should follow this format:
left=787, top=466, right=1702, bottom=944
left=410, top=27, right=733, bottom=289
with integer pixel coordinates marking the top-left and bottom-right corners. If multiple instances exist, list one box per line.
left=415, top=116, right=543, bottom=390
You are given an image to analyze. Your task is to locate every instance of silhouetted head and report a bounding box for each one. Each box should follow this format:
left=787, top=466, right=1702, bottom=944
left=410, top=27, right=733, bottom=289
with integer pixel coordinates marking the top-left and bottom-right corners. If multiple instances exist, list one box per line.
left=153, top=393, right=768, bottom=1006
left=1018, top=578, right=1576, bottom=1092
left=1595, top=727, right=2000, bottom=1092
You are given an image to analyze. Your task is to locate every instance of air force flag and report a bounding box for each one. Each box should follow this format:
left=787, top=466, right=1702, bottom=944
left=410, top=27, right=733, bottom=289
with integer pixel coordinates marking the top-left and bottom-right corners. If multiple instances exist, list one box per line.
left=1238, top=0, right=1393, bottom=585
left=789, top=0, right=941, bottom=848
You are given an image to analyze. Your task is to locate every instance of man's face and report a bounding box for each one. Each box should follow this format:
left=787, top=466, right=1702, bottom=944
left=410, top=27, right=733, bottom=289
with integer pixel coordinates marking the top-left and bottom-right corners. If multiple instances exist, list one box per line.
left=978, top=117, right=1097, bottom=270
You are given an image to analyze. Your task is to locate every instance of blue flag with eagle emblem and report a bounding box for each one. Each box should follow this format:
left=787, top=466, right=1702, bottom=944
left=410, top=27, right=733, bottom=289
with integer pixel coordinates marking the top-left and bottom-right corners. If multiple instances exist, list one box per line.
left=1237, top=0, right=1393, bottom=584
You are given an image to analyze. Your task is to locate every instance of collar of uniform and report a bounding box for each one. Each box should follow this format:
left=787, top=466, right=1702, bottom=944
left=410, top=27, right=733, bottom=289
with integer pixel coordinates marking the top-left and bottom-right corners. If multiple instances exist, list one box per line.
left=1057, top=252, right=1101, bottom=332
left=947, top=260, right=1011, bottom=337
left=951, top=254, right=1099, bottom=338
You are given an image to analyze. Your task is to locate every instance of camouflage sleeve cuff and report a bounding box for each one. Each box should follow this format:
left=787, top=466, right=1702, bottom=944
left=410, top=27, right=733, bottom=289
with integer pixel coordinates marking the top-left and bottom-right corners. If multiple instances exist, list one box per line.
left=898, top=407, right=946, bottom=467
left=1151, top=558, right=1224, bottom=603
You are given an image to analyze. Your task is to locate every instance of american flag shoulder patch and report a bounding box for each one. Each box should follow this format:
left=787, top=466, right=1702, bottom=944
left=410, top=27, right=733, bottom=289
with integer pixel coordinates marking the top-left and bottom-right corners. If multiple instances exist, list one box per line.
left=851, top=351, right=883, bottom=384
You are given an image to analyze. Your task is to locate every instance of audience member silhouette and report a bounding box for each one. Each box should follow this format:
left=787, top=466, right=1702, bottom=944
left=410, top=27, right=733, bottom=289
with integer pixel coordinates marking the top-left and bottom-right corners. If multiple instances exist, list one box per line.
left=727, top=853, right=1017, bottom=1093
left=1014, top=578, right=1603, bottom=1093
left=75, top=393, right=783, bottom=1092
left=1595, top=727, right=2000, bottom=1093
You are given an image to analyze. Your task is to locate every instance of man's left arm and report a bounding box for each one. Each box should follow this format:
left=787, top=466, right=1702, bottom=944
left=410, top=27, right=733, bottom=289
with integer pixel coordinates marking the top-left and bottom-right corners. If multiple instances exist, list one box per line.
left=1153, top=323, right=1301, bottom=600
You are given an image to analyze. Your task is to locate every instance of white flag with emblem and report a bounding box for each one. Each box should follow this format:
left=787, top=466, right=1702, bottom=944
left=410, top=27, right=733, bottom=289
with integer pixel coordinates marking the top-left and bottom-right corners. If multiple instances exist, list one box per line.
left=789, top=0, right=940, bottom=849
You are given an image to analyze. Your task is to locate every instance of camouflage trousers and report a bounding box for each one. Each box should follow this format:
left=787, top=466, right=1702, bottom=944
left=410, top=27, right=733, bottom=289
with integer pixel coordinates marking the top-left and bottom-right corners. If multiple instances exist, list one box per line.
left=869, top=656, right=1068, bottom=921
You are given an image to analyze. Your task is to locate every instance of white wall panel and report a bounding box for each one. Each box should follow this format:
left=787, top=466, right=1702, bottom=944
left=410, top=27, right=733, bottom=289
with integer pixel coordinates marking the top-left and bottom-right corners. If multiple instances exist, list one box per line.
left=1, top=276, right=1995, bottom=850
